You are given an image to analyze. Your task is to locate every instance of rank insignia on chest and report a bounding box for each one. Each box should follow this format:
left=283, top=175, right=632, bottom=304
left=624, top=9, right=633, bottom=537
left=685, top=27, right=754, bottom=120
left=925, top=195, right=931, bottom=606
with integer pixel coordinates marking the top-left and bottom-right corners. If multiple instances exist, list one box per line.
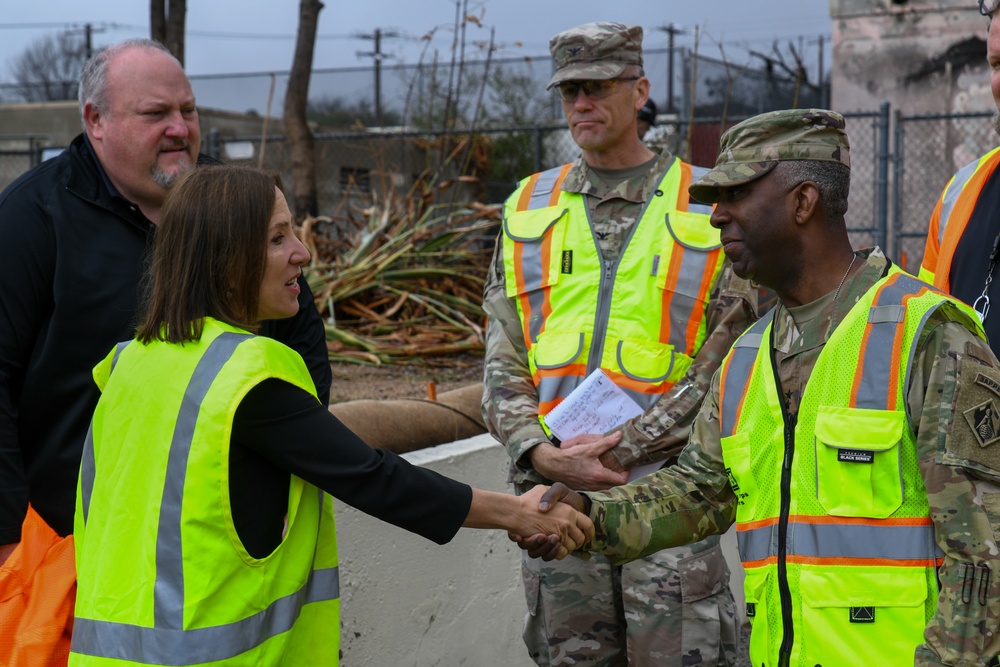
left=561, top=250, right=573, bottom=274
left=964, top=399, right=1000, bottom=448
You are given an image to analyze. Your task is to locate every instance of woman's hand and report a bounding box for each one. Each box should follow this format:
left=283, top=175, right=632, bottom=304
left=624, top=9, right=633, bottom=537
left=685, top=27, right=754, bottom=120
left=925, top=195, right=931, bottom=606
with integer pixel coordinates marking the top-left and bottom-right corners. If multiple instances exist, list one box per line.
left=463, top=486, right=592, bottom=559
left=509, top=483, right=591, bottom=560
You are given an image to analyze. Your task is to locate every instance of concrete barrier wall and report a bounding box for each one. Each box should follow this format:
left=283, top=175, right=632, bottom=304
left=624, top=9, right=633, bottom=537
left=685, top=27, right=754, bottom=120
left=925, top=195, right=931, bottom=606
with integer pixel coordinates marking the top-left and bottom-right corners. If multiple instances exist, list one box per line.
left=335, top=433, right=745, bottom=666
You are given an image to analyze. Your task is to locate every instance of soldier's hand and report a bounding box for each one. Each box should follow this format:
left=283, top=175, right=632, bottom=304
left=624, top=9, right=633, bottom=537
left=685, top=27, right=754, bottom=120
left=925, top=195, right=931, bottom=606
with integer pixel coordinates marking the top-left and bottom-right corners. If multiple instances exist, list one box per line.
left=529, top=432, right=628, bottom=490
left=510, top=483, right=592, bottom=561
left=511, top=533, right=567, bottom=560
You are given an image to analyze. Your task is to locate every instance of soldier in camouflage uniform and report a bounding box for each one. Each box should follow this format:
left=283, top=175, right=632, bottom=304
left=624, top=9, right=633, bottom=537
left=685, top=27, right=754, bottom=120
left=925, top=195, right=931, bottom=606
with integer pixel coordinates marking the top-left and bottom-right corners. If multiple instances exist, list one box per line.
left=525, top=109, right=1000, bottom=666
left=482, top=21, right=756, bottom=667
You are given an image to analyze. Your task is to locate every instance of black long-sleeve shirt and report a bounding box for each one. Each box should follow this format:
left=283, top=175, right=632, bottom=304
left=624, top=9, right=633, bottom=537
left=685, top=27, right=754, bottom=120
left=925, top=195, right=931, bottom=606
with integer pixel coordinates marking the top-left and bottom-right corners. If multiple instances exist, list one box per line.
left=0, top=135, right=332, bottom=542
left=231, top=379, right=472, bottom=558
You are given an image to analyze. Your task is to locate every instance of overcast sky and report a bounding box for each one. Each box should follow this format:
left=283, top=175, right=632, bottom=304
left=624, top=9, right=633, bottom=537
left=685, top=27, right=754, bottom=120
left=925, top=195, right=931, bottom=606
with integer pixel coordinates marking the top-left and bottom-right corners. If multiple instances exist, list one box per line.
left=0, top=1, right=832, bottom=75
left=0, top=1, right=833, bottom=115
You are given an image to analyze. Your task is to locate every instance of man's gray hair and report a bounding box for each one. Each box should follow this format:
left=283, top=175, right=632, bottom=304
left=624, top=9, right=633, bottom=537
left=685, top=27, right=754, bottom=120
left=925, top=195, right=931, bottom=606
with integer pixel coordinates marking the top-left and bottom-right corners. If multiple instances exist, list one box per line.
left=771, top=160, right=851, bottom=222
left=78, top=38, right=176, bottom=124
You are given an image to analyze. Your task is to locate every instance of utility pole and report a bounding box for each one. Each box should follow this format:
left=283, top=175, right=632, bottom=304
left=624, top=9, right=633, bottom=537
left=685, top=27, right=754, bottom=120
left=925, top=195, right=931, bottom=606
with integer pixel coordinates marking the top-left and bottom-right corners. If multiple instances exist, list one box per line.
left=818, top=34, right=827, bottom=108
left=356, top=28, right=400, bottom=127
left=658, top=24, right=685, bottom=114
left=67, top=22, right=105, bottom=59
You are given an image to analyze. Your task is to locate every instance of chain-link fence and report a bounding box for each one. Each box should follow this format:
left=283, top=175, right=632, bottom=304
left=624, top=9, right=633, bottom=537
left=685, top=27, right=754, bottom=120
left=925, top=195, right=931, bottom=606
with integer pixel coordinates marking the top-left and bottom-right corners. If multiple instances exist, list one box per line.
left=0, top=136, right=49, bottom=191
left=892, top=110, right=996, bottom=274
left=4, top=105, right=998, bottom=274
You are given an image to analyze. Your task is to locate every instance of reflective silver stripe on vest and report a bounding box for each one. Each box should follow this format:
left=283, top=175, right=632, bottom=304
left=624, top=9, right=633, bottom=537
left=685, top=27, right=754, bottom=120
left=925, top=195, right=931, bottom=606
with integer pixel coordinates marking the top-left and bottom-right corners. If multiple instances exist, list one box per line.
left=937, top=156, right=983, bottom=245
left=687, top=165, right=714, bottom=216
left=667, top=239, right=712, bottom=352
left=525, top=166, right=566, bottom=211
left=72, top=331, right=341, bottom=663
left=736, top=522, right=777, bottom=563
left=536, top=374, right=583, bottom=406
left=502, top=168, right=568, bottom=301
left=155, top=332, right=252, bottom=629
left=71, top=566, right=340, bottom=665
left=855, top=273, right=924, bottom=410
left=525, top=288, right=547, bottom=344
left=737, top=521, right=942, bottom=563
left=80, top=340, right=134, bottom=524
left=720, top=316, right=772, bottom=438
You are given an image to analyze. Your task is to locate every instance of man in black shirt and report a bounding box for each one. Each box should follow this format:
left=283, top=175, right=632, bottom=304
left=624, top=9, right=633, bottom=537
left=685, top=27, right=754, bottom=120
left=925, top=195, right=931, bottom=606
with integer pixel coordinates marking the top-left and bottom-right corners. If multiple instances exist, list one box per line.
left=919, top=1, right=1000, bottom=347
left=0, top=38, right=331, bottom=564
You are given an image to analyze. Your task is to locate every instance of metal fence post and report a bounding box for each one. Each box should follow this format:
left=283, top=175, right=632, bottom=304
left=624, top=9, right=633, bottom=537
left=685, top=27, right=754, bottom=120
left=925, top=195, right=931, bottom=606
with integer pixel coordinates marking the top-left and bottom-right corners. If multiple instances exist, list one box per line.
left=533, top=126, right=543, bottom=174
left=207, top=128, right=221, bottom=161
left=891, top=108, right=904, bottom=264
left=29, top=136, right=40, bottom=168
left=876, top=100, right=891, bottom=252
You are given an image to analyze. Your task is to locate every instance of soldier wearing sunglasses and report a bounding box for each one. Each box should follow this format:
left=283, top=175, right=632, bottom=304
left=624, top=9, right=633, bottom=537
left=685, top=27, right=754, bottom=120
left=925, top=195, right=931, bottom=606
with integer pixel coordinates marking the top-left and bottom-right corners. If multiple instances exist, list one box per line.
left=482, top=21, right=756, bottom=667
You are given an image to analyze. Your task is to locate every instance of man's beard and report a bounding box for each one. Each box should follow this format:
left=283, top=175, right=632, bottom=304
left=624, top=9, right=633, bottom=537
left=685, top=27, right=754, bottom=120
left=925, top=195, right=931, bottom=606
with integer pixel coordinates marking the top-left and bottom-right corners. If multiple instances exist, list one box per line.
left=993, top=110, right=1000, bottom=138
left=152, top=156, right=194, bottom=189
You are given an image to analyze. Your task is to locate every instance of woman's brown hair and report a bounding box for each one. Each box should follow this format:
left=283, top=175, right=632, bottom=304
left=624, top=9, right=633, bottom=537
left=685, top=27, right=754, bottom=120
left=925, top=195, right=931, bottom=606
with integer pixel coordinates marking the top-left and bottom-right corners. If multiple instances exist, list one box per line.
left=136, top=165, right=282, bottom=344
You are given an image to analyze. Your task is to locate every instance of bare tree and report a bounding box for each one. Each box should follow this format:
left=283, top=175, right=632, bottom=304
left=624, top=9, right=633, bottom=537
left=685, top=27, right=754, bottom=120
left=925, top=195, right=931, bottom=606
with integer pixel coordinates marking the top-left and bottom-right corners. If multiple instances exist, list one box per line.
left=284, top=0, right=323, bottom=219
left=6, top=31, right=88, bottom=102
left=150, top=0, right=186, bottom=65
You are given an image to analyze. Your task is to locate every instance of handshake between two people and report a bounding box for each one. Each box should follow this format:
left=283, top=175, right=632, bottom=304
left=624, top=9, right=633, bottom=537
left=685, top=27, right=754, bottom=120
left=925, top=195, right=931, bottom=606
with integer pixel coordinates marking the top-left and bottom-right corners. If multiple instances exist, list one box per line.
left=505, top=430, right=625, bottom=561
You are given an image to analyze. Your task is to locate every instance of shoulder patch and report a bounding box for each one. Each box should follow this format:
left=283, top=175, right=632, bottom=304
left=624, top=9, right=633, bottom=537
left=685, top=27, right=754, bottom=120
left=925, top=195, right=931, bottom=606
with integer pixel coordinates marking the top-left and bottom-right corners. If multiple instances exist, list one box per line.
left=951, top=355, right=1000, bottom=473
left=967, top=340, right=996, bottom=369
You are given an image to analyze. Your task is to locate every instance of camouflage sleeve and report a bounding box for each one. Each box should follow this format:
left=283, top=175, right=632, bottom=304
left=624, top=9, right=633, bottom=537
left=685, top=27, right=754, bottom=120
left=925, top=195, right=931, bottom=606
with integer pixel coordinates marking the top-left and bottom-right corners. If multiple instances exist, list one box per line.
left=481, top=235, right=551, bottom=482
left=611, top=260, right=757, bottom=469
left=582, top=370, right=736, bottom=564
left=906, top=306, right=1000, bottom=666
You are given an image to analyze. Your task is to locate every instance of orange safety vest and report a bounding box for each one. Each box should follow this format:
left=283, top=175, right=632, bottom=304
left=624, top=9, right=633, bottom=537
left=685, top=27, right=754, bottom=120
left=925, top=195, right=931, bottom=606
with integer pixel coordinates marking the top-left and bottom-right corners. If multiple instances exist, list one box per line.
left=0, top=505, right=75, bottom=667
left=919, top=146, right=1000, bottom=293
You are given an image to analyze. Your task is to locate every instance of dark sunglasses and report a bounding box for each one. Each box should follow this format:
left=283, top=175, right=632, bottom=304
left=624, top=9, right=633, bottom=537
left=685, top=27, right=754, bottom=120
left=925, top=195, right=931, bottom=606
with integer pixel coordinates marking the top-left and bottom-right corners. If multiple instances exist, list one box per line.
left=555, top=77, right=640, bottom=102
left=981, top=0, right=998, bottom=16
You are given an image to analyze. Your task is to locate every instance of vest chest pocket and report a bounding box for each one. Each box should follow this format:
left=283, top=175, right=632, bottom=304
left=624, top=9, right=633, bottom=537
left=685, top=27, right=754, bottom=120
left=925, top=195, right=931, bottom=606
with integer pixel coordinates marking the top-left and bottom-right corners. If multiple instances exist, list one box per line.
left=615, top=338, right=689, bottom=384
left=503, top=208, right=569, bottom=298
left=814, top=406, right=905, bottom=519
left=800, top=567, right=928, bottom=667
left=532, top=330, right=586, bottom=370
left=720, top=432, right=758, bottom=522
left=743, top=568, right=773, bottom=666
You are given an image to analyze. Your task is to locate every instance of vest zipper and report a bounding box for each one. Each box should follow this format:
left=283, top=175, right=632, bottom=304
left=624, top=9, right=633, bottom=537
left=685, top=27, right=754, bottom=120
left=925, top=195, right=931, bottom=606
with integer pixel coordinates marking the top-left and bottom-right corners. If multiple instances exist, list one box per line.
left=587, top=261, right=617, bottom=372
left=770, top=323, right=796, bottom=667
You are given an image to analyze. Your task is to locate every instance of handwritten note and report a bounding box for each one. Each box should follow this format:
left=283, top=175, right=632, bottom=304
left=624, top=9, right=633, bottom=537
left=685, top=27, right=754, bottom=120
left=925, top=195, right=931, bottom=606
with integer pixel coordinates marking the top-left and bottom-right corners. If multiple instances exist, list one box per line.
left=544, top=369, right=644, bottom=442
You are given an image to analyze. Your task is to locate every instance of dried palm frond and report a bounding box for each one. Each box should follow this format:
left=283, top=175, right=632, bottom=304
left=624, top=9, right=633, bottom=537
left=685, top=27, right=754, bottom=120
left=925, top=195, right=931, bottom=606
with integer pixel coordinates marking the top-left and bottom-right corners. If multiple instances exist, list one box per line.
left=300, top=178, right=500, bottom=365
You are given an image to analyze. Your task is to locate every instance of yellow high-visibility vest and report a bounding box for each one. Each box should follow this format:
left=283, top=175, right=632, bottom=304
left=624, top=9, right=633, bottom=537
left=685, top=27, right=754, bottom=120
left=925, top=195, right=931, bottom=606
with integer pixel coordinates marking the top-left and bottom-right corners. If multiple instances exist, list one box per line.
left=502, top=159, right=724, bottom=419
left=719, top=267, right=982, bottom=667
left=71, top=318, right=341, bottom=666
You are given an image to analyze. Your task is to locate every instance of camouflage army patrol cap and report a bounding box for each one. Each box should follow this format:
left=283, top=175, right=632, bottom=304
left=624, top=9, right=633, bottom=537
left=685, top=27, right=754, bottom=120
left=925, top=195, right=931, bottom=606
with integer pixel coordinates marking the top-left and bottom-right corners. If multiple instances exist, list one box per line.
left=688, top=108, right=851, bottom=204
left=547, top=22, right=643, bottom=89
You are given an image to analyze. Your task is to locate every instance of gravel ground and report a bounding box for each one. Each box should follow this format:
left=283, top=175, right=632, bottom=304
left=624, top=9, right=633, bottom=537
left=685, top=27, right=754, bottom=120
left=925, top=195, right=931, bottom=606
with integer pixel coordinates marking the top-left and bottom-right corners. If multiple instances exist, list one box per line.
left=327, top=352, right=485, bottom=404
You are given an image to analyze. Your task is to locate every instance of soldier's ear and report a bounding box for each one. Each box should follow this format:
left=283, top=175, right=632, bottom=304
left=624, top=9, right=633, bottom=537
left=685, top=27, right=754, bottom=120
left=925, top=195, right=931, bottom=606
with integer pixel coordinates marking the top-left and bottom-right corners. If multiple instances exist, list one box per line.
left=792, top=181, right=820, bottom=226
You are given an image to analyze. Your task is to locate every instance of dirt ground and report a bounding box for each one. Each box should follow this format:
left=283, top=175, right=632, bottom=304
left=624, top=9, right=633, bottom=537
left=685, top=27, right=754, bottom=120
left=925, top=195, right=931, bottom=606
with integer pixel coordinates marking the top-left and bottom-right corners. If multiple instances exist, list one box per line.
left=327, top=352, right=485, bottom=404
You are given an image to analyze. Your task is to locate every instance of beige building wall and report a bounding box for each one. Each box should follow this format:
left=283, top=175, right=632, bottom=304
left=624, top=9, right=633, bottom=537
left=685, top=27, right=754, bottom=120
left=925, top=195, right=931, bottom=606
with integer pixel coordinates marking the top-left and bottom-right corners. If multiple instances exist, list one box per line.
left=830, top=0, right=990, bottom=114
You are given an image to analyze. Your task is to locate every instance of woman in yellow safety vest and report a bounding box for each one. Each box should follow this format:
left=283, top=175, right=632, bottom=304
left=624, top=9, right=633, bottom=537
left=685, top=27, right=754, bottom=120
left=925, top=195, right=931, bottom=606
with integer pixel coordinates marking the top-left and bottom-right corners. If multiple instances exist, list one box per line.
left=69, top=165, right=592, bottom=667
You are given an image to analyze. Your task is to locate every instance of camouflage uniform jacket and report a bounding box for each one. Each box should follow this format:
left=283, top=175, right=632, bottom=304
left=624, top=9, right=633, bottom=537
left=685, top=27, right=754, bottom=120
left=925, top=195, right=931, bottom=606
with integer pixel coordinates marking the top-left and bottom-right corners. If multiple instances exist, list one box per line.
left=482, top=150, right=758, bottom=486
left=583, top=248, right=1000, bottom=666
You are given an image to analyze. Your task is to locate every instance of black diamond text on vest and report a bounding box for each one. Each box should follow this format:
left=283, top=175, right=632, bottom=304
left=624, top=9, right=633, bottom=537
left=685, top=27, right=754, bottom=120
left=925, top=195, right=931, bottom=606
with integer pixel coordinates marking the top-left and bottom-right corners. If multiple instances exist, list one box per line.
left=849, top=606, right=875, bottom=623
left=746, top=602, right=755, bottom=618
left=561, top=250, right=573, bottom=274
